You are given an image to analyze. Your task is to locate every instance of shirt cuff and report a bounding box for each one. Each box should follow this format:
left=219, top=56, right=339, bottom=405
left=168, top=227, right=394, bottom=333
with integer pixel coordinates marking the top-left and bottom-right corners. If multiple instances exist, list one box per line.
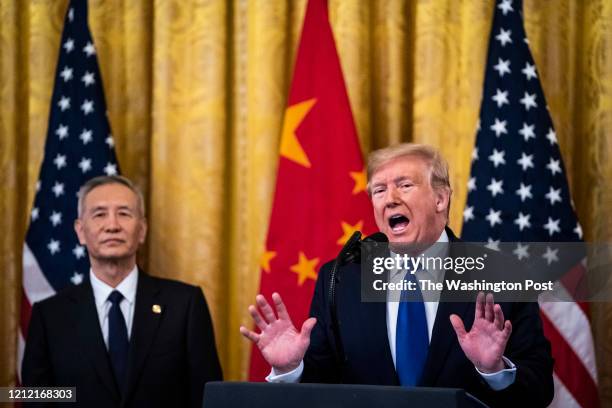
left=265, top=360, right=304, bottom=383
left=475, top=356, right=517, bottom=391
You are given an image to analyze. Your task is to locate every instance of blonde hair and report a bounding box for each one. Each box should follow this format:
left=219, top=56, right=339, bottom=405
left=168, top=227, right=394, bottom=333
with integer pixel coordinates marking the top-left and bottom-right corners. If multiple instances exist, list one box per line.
left=367, top=143, right=451, bottom=195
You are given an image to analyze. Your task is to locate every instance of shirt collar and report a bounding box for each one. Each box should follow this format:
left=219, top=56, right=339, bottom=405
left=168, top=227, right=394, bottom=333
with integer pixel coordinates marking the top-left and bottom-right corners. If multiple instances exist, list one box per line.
left=390, top=229, right=449, bottom=280
left=90, top=266, right=139, bottom=308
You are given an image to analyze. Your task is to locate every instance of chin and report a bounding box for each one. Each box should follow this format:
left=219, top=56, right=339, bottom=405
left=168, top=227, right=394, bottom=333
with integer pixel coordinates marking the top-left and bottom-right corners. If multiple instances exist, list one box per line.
left=98, top=252, right=131, bottom=262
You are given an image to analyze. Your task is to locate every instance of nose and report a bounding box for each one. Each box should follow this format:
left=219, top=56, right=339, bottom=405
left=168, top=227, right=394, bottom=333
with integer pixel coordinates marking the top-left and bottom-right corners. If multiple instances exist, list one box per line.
left=385, top=186, right=400, bottom=208
left=104, top=213, right=121, bottom=232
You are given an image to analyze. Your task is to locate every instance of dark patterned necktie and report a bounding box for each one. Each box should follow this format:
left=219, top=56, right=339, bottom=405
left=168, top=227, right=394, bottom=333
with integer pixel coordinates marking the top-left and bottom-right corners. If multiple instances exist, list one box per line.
left=108, top=290, right=129, bottom=393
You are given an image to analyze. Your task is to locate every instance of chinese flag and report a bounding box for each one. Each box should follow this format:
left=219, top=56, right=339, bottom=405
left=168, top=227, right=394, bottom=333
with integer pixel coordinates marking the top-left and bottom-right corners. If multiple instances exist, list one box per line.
left=248, top=0, right=377, bottom=380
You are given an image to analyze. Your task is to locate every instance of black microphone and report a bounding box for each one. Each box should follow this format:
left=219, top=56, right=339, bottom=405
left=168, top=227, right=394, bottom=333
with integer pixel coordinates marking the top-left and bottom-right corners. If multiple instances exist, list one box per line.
left=337, top=231, right=389, bottom=265
left=356, top=231, right=388, bottom=261
left=328, top=231, right=388, bottom=372
left=336, top=231, right=362, bottom=264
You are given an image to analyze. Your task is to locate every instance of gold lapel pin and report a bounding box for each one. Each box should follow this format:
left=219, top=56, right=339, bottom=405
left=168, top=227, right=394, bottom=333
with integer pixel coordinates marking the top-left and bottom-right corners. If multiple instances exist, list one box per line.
left=152, top=304, right=162, bottom=314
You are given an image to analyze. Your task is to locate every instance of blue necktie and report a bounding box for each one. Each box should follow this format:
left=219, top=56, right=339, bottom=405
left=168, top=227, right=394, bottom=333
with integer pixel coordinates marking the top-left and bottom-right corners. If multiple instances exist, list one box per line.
left=395, top=268, right=429, bottom=386
left=108, top=290, right=129, bottom=393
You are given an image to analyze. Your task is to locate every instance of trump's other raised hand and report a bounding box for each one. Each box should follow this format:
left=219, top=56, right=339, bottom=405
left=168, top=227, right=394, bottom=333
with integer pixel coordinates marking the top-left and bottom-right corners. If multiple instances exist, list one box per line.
left=240, top=292, right=316, bottom=374
left=449, top=292, right=512, bottom=373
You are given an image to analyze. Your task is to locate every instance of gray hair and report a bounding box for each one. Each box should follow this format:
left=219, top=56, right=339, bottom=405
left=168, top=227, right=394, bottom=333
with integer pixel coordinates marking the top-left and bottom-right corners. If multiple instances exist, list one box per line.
left=77, top=175, right=145, bottom=218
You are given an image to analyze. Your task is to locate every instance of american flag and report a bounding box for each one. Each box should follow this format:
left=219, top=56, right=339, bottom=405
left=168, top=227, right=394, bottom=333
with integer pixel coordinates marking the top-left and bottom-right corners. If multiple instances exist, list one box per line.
left=461, top=0, right=598, bottom=406
left=18, top=0, right=120, bottom=381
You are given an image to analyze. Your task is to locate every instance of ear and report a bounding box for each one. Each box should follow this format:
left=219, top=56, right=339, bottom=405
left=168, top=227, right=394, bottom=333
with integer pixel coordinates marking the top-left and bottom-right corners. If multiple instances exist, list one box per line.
left=435, top=188, right=451, bottom=214
left=74, top=219, right=86, bottom=245
left=138, top=218, right=148, bottom=245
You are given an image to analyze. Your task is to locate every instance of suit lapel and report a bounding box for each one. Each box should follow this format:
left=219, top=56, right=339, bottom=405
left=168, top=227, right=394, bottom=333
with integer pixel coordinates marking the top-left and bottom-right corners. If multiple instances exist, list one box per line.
left=122, top=273, right=162, bottom=405
left=343, top=263, right=397, bottom=384
left=420, top=300, right=470, bottom=385
left=367, top=298, right=398, bottom=383
left=420, top=227, right=471, bottom=385
left=72, top=282, right=121, bottom=400
left=336, top=263, right=397, bottom=384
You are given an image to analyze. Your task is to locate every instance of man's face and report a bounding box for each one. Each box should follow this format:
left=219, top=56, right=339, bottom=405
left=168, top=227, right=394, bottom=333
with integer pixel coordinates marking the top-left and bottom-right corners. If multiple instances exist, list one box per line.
left=370, top=155, right=449, bottom=247
left=74, top=183, right=146, bottom=263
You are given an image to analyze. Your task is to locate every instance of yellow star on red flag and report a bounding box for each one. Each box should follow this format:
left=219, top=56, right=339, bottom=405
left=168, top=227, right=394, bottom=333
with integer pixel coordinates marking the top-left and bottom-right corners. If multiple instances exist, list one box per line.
left=260, top=250, right=277, bottom=273
left=336, top=220, right=364, bottom=246
left=349, top=168, right=367, bottom=194
left=248, top=0, right=378, bottom=381
left=290, top=251, right=319, bottom=286
left=280, top=98, right=317, bottom=168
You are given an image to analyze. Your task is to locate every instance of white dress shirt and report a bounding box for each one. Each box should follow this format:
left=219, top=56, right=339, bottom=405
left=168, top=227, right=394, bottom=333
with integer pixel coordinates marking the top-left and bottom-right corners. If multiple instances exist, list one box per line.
left=268, top=230, right=516, bottom=390
left=385, top=230, right=449, bottom=367
left=90, top=266, right=138, bottom=349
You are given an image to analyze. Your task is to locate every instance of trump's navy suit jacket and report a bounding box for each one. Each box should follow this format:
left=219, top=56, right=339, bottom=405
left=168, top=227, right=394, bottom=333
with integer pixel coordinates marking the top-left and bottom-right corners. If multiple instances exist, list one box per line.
left=22, top=272, right=222, bottom=408
left=301, top=228, right=554, bottom=408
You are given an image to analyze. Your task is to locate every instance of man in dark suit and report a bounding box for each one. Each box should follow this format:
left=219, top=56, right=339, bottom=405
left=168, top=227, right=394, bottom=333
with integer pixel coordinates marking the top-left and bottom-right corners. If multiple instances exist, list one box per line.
left=22, top=175, right=222, bottom=408
left=240, top=143, right=553, bottom=407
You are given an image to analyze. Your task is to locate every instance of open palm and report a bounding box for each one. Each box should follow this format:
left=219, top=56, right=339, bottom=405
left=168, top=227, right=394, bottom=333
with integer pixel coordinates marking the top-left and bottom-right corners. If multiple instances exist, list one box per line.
left=240, top=293, right=316, bottom=374
left=450, top=292, right=512, bottom=373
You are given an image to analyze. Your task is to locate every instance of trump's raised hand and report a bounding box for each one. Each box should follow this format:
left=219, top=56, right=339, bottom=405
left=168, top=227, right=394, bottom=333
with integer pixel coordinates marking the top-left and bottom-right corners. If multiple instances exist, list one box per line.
left=449, top=292, right=512, bottom=373
left=240, top=292, right=316, bottom=374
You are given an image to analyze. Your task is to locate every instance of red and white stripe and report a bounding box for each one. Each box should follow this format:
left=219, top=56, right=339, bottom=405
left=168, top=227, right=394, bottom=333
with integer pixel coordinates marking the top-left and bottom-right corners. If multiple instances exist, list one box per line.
left=539, top=266, right=599, bottom=408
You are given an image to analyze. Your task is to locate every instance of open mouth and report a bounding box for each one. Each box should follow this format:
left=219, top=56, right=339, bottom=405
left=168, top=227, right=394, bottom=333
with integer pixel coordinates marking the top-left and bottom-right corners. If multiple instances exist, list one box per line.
left=388, top=214, right=409, bottom=233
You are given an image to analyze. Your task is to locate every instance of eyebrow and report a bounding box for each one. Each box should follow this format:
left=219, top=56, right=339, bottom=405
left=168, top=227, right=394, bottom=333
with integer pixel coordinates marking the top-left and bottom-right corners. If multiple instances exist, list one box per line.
left=89, top=205, right=135, bottom=213
left=371, top=176, right=414, bottom=188
left=393, top=176, right=412, bottom=184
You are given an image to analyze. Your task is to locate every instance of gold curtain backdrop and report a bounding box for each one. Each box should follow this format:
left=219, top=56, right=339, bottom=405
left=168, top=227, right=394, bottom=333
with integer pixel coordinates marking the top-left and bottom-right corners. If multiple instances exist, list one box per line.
left=1, top=0, right=611, bottom=403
